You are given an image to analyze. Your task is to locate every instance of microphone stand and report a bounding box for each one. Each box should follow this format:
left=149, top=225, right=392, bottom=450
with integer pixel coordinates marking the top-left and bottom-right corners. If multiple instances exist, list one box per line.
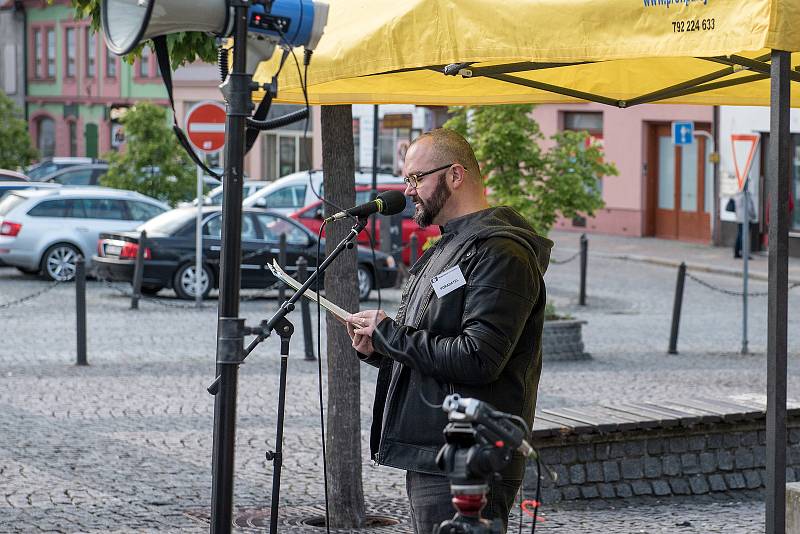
left=207, top=216, right=368, bottom=534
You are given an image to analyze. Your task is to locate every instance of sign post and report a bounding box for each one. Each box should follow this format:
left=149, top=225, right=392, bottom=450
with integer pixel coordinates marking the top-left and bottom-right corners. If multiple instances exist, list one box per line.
left=185, top=100, right=226, bottom=306
left=731, top=134, right=760, bottom=354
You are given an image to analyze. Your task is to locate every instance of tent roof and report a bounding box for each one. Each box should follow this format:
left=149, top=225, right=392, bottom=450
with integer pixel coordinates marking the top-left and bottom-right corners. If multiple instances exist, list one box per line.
left=255, top=0, right=800, bottom=106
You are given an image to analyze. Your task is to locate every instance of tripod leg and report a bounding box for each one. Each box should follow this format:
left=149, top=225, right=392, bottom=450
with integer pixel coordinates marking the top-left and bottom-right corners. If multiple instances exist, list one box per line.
left=268, top=317, right=293, bottom=534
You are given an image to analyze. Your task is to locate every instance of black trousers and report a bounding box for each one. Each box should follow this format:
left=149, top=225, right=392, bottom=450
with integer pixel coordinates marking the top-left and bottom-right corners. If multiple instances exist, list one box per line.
left=405, top=471, right=522, bottom=534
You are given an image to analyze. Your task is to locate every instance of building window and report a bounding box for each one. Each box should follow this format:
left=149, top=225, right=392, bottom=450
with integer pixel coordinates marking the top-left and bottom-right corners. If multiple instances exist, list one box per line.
left=46, top=28, right=56, bottom=78
left=564, top=112, right=604, bottom=134
left=37, top=117, right=56, bottom=158
left=69, top=121, right=78, bottom=157
left=106, top=47, right=116, bottom=78
left=34, top=29, right=43, bottom=78
left=262, top=133, right=312, bottom=180
left=65, top=28, right=76, bottom=78
left=139, top=47, right=150, bottom=77
left=86, top=30, right=96, bottom=78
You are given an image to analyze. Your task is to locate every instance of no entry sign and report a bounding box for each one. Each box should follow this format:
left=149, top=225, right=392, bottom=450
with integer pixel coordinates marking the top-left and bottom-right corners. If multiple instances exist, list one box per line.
left=185, top=101, right=226, bottom=154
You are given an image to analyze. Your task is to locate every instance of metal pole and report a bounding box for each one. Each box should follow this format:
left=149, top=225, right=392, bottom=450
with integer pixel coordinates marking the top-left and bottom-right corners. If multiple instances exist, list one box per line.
left=76, top=257, right=87, bottom=366
left=579, top=233, right=588, bottom=306
left=210, top=5, right=250, bottom=532
left=741, top=180, right=749, bottom=355
left=371, top=105, right=379, bottom=244
left=130, top=230, right=146, bottom=310
left=196, top=164, right=204, bottom=306
left=297, top=256, right=315, bottom=360
left=668, top=262, right=686, bottom=355
left=766, top=49, right=790, bottom=534
left=278, top=233, right=287, bottom=304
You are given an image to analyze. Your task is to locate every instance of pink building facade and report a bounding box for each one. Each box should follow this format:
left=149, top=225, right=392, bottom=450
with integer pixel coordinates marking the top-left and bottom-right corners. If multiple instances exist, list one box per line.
left=532, top=103, right=716, bottom=242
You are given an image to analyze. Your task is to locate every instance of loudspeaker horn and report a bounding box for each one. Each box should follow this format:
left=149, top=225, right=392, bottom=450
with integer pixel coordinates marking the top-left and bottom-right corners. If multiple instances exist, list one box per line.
left=102, top=0, right=233, bottom=55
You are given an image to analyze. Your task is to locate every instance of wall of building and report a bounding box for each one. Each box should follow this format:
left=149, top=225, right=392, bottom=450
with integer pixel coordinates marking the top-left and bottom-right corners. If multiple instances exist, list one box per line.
left=0, top=4, right=26, bottom=112
left=533, top=103, right=714, bottom=237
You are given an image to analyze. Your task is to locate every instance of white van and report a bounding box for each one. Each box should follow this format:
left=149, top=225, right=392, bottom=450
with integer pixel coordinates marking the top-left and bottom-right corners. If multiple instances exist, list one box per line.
left=242, top=170, right=404, bottom=215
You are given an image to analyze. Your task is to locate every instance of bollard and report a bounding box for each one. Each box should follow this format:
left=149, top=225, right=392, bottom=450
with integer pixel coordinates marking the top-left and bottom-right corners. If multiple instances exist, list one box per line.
left=278, top=233, right=287, bottom=304
left=668, top=262, right=687, bottom=355
left=76, top=257, right=87, bottom=366
left=579, top=233, right=588, bottom=306
left=410, top=234, right=419, bottom=266
left=130, top=230, right=147, bottom=309
left=297, top=257, right=315, bottom=361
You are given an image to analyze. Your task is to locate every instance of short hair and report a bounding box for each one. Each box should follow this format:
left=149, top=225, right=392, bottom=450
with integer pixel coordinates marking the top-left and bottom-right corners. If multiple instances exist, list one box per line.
left=409, top=128, right=480, bottom=182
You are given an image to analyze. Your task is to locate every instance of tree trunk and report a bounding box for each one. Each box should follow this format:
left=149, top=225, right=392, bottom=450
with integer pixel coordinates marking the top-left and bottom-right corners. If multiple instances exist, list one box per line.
left=320, top=105, right=366, bottom=528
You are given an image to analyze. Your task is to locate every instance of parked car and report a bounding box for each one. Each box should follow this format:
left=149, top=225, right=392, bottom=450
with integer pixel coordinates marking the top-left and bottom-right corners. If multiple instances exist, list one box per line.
left=27, top=157, right=105, bottom=181
left=44, top=163, right=109, bottom=186
left=0, top=181, right=61, bottom=201
left=92, top=206, right=398, bottom=300
left=291, top=184, right=439, bottom=265
left=0, top=170, right=30, bottom=182
left=242, top=169, right=404, bottom=215
left=0, top=187, right=169, bottom=280
left=180, top=180, right=268, bottom=207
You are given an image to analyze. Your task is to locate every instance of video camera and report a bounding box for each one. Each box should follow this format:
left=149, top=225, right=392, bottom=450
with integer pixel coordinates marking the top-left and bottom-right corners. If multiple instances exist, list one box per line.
left=434, top=395, right=535, bottom=534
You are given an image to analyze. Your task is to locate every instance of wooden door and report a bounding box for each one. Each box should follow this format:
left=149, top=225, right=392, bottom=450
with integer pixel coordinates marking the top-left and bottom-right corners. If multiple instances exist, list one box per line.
left=647, top=124, right=711, bottom=242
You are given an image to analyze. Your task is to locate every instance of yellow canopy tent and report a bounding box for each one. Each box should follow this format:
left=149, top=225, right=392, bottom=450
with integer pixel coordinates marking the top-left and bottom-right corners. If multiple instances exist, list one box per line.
left=254, top=0, right=799, bottom=107
left=249, top=1, right=798, bottom=531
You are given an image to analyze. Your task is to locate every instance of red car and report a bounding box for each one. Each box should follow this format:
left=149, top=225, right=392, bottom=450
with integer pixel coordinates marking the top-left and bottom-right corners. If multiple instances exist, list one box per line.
left=290, top=184, right=440, bottom=265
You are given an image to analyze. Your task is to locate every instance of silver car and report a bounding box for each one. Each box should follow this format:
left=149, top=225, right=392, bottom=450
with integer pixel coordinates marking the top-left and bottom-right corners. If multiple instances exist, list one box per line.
left=0, top=188, right=169, bottom=281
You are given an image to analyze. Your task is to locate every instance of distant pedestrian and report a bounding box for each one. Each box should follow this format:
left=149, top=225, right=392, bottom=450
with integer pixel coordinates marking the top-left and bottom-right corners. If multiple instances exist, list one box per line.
left=730, top=190, right=756, bottom=259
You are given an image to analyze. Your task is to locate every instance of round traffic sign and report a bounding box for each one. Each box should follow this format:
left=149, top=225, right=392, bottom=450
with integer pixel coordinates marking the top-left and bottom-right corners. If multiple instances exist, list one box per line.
left=185, top=100, right=226, bottom=154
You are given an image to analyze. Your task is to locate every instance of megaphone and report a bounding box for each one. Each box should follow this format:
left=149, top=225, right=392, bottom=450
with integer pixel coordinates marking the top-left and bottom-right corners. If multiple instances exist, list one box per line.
left=102, top=0, right=327, bottom=57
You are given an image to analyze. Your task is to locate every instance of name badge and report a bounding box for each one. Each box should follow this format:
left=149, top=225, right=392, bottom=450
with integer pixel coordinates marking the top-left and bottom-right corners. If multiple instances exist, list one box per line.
left=431, top=265, right=466, bottom=298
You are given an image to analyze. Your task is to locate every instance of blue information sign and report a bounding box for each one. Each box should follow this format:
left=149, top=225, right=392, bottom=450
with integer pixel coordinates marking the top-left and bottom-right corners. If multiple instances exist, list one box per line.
left=671, top=121, right=694, bottom=145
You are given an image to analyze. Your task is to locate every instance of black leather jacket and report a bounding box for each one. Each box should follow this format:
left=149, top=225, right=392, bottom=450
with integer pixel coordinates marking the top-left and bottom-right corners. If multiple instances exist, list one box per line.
left=360, top=207, right=552, bottom=477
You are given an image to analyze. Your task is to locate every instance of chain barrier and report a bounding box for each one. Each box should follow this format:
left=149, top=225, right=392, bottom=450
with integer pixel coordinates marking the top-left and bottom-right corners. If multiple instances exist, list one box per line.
left=0, top=280, right=64, bottom=310
left=96, top=275, right=216, bottom=310
left=549, top=250, right=581, bottom=265
left=685, top=271, right=800, bottom=297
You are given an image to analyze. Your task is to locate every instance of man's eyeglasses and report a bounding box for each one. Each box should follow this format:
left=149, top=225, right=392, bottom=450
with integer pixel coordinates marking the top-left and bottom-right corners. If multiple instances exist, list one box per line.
left=403, top=163, right=456, bottom=189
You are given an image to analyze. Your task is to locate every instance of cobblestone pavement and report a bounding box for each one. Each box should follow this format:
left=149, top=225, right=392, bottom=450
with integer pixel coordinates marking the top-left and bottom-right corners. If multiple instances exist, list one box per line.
left=1, top=239, right=798, bottom=533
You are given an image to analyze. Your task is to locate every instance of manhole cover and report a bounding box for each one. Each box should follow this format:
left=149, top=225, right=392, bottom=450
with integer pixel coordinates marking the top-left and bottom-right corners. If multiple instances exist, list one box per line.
left=300, top=515, right=400, bottom=528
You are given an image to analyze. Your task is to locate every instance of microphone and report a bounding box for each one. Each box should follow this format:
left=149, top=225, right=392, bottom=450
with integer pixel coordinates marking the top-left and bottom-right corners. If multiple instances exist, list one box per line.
left=325, top=190, right=407, bottom=222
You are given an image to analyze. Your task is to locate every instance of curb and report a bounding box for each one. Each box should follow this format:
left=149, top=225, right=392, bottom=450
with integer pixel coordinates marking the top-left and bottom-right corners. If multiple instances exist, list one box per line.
left=554, top=248, right=800, bottom=285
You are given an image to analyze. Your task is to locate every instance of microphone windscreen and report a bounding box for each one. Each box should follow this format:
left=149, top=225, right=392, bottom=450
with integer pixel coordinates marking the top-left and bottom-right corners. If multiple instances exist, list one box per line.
left=378, top=190, right=407, bottom=216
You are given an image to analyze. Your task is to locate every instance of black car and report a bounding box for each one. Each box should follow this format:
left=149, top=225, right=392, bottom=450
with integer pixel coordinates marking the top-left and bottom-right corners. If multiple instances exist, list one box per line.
left=92, top=207, right=398, bottom=300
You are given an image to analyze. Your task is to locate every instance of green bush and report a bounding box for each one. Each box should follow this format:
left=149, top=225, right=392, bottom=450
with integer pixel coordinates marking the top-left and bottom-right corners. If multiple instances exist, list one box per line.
left=101, top=102, right=195, bottom=205
left=0, top=91, right=38, bottom=170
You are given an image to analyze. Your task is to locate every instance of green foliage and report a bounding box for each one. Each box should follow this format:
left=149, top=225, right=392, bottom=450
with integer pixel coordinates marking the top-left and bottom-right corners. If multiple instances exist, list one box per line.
left=445, top=105, right=618, bottom=236
left=0, top=92, right=38, bottom=170
left=70, top=0, right=217, bottom=67
left=101, top=102, right=194, bottom=205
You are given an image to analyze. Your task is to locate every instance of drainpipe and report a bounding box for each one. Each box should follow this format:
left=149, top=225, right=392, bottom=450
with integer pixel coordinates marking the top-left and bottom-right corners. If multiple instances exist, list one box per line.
left=712, top=105, right=721, bottom=245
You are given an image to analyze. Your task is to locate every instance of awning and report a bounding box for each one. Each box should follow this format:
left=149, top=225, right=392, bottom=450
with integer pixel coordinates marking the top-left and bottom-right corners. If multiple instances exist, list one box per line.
left=252, top=0, right=800, bottom=106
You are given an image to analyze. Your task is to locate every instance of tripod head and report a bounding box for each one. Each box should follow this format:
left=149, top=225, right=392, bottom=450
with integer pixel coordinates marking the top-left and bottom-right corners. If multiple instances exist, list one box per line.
left=434, top=395, right=534, bottom=534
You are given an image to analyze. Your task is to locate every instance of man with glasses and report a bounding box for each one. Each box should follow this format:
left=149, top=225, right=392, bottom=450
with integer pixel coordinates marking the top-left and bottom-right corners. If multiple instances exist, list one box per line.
left=347, top=128, right=552, bottom=533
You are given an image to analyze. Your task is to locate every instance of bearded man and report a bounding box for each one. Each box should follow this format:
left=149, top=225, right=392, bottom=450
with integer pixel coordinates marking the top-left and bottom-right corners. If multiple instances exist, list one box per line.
left=346, top=128, right=552, bottom=533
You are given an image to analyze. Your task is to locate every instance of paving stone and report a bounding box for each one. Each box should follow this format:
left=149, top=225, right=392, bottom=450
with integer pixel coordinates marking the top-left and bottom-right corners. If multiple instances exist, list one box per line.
left=744, top=470, right=762, bottom=489
left=595, top=443, right=611, bottom=461
left=643, top=457, right=661, bottom=478
left=609, top=442, right=626, bottom=459
left=561, top=486, right=581, bottom=501
left=614, top=483, right=632, bottom=498
left=569, top=465, right=586, bottom=485
left=645, top=438, right=663, bottom=455
left=553, top=465, right=570, bottom=487
left=723, top=433, right=741, bottom=448
left=669, top=478, right=691, bottom=495
left=706, top=433, right=723, bottom=449
left=651, top=480, right=672, bottom=496
left=580, top=485, right=599, bottom=499
left=560, top=446, right=577, bottom=464
left=662, top=455, right=681, bottom=476
left=741, top=431, right=758, bottom=447
left=688, top=436, right=706, bottom=451
left=790, top=428, right=800, bottom=444
left=689, top=475, right=710, bottom=494
left=576, top=444, right=594, bottom=463
left=669, top=437, right=689, bottom=454
left=630, top=480, right=653, bottom=496
left=734, top=449, right=754, bottom=470
left=725, top=473, right=746, bottom=489
left=597, top=483, right=615, bottom=499
left=717, top=450, right=734, bottom=471
left=602, top=461, right=620, bottom=483
left=708, top=474, right=727, bottom=492
left=623, top=441, right=643, bottom=456
left=585, top=462, right=603, bottom=483
left=620, top=459, right=643, bottom=479
left=699, top=452, right=717, bottom=473
left=681, top=453, right=700, bottom=474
